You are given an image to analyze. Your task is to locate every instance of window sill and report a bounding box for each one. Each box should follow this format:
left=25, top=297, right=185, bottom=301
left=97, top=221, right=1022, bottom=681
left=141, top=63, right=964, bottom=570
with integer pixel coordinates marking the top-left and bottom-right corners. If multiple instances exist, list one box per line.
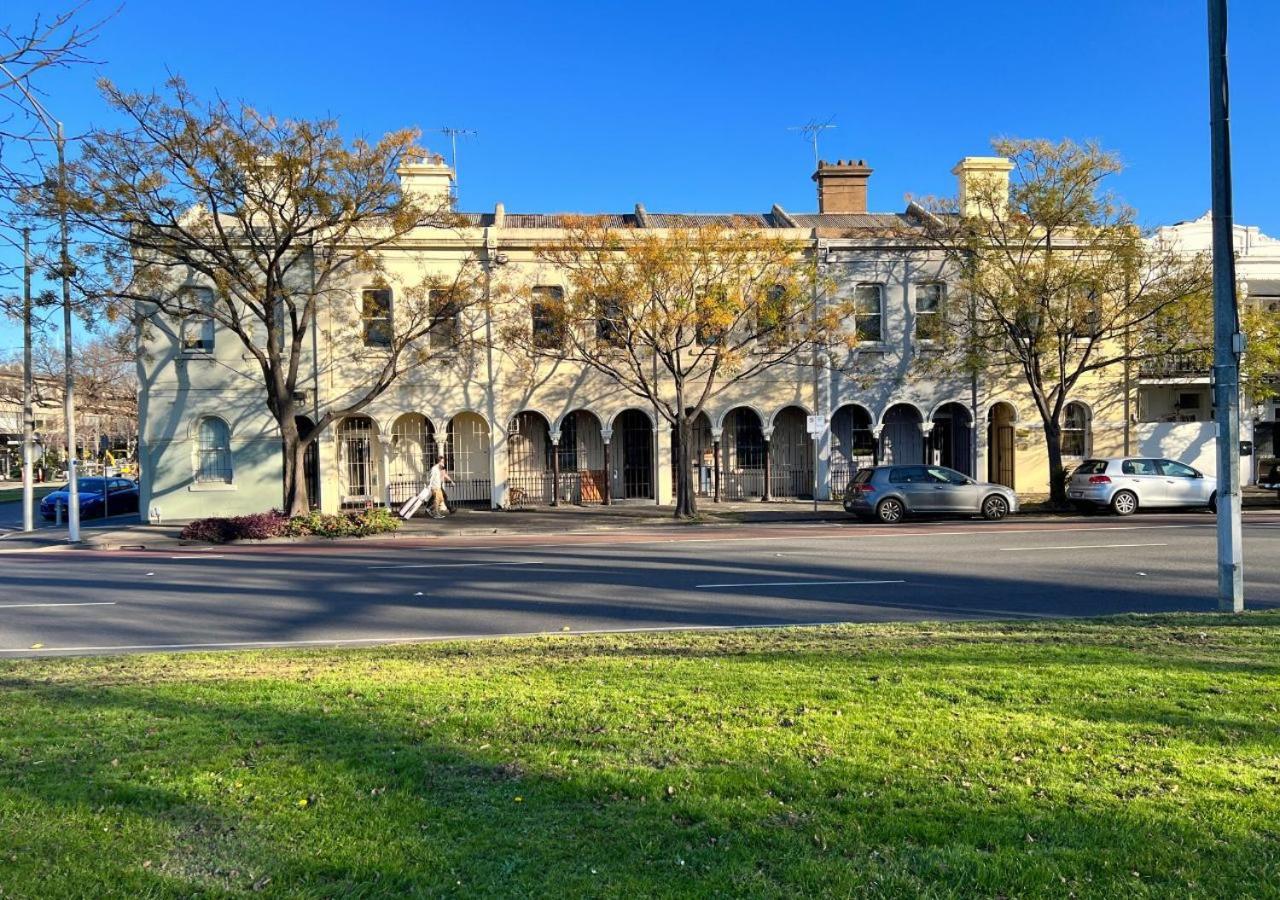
left=189, top=482, right=238, bottom=492
left=180, top=349, right=215, bottom=358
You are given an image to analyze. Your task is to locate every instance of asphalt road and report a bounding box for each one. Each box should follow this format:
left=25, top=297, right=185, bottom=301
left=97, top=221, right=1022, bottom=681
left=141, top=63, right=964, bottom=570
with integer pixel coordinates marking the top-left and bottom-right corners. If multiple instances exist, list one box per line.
left=1, top=512, right=1278, bottom=657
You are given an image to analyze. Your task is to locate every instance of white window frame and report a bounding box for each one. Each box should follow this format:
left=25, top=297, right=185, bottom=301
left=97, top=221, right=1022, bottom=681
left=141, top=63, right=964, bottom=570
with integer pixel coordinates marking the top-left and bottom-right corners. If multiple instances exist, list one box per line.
left=853, top=283, right=883, bottom=344
left=913, top=282, right=944, bottom=343
left=361, top=288, right=394, bottom=348
left=179, top=287, right=216, bottom=354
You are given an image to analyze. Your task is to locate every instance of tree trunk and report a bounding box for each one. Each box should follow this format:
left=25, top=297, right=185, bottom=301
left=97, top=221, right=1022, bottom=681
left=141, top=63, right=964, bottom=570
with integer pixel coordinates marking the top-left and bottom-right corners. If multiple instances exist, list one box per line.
left=674, top=418, right=698, bottom=519
left=1043, top=418, right=1068, bottom=508
left=279, top=411, right=311, bottom=517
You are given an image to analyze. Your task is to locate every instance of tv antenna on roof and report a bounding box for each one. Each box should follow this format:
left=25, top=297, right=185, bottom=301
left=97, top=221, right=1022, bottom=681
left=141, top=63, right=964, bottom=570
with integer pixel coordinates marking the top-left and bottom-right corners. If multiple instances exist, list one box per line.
left=788, top=117, right=837, bottom=166
left=437, top=126, right=476, bottom=199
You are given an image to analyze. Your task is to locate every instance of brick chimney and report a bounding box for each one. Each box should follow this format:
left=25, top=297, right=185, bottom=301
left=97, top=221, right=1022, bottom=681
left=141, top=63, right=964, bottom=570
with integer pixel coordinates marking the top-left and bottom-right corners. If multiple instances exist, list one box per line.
left=812, top=159, right=873, bottom=214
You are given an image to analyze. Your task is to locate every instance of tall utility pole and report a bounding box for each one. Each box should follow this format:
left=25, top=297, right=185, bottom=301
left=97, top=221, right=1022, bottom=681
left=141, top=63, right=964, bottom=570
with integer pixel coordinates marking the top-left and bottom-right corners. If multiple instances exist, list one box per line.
left=22, top=227, right=35, bottom=533
left=56, top=121, right=81, bottom=542
left=1207, top=0, right=1243, bottom=612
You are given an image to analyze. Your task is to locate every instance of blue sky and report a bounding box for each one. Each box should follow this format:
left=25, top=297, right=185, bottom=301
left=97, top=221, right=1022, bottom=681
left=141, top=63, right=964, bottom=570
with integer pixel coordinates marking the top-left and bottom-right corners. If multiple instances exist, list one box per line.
left=3, top=0, right=1277, bottom=350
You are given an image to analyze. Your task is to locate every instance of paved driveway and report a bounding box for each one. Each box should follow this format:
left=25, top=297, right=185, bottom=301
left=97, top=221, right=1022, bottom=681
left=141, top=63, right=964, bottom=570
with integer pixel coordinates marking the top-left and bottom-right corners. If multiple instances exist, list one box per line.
left=1, top=513, right=1277, bottom=657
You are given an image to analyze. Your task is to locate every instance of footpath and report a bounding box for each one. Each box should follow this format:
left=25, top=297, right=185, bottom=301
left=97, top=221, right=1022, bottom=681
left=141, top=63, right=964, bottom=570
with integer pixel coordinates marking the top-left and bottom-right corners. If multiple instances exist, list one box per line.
left=1, top=489, right=1276, bottom=553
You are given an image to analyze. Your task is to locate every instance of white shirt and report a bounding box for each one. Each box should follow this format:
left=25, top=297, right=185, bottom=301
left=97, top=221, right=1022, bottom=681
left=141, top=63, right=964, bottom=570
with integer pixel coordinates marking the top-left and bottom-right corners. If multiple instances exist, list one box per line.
left=428, top=464, right=444, bottom=491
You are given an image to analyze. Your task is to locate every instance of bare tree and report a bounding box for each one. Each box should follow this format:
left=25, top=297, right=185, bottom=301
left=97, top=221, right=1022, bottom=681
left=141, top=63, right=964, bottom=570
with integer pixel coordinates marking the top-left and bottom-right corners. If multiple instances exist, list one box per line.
left=68, top=79, right=482, bottom=514
left=499, top=218, right=849, bottom=518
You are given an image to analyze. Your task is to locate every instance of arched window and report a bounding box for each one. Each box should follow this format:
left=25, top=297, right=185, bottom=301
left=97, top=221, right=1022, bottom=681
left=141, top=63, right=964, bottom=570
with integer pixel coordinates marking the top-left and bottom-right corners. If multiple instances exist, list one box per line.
left=1062, top=402, right=1090, bottom=457
left=196, top=417, right=233, bottom=483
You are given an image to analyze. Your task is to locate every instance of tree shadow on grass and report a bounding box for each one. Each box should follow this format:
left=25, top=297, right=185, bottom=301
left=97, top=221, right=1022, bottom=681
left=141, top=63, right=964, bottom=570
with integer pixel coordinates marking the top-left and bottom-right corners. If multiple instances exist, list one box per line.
left=1, top=648, right=1278, bottom=898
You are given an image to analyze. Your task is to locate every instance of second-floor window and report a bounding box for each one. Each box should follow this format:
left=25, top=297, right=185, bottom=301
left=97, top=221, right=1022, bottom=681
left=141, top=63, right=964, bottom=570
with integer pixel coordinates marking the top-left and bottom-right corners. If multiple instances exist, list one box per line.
left=180, top=287, right=215, bottom=353
left=915, top=283, right=944, bottom=342
left=758, top=284, right=796, bottom=347
left=854, top=284, right=883, bottom=343
left=531, top=286, right=565, bottom=350
left=695, top=285, right=728, bottom=347
left=428, top=288, right=461, bottom=349
left=361, top=288, right=393, bottom=347
left=596, top=295, right=624, bottom=347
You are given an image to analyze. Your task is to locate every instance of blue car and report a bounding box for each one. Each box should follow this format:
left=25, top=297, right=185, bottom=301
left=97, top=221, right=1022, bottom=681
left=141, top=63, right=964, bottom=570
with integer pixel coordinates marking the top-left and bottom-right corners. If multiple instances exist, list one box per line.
left=39, top=477, right=140, bottom=521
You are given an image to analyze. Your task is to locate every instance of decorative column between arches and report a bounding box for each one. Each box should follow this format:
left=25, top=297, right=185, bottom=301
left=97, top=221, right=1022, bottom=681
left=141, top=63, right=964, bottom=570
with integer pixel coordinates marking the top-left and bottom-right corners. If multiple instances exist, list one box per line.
left=600, top=427, right=613, bottom=506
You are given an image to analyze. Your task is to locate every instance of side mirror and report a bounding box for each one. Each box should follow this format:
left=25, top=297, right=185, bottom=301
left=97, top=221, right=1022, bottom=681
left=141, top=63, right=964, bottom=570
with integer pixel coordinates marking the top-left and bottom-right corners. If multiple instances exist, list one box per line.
left=1194, top=472, right=1204, bottom=479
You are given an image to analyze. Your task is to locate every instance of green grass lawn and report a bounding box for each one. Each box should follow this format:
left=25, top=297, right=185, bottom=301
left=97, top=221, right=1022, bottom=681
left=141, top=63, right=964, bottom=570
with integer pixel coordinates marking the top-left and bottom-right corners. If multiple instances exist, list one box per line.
left=2, top=616, right=1278, bottom=898
left=0, top=485, right=53, bottom=504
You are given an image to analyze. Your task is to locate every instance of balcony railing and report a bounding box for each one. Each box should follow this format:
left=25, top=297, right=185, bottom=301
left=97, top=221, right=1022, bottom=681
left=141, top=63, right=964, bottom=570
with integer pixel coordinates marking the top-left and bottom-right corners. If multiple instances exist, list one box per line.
left=1138, top=350, right=1213, bottom=379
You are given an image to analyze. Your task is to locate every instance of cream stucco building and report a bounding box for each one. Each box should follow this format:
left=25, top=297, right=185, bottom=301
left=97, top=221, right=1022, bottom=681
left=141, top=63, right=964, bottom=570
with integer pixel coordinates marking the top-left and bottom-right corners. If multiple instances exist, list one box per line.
left=136, top=155, right=1142, bottom=522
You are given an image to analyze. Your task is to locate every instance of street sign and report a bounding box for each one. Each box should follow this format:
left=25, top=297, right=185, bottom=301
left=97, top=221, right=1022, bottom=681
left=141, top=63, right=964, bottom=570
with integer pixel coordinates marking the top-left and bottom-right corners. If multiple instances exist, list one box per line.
left=806, top=414, right=826, bottom=435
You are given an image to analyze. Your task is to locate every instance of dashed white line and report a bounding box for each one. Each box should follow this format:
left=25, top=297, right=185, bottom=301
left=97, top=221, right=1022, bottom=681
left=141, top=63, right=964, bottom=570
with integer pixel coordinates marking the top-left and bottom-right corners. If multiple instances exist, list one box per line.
left=696, top=579, right=907, bottom=589
left=997, top=542, right=1169, bottom=552
left=366, top=560, right=545, bottom=570
left=0, top=601, right=116, bottom=609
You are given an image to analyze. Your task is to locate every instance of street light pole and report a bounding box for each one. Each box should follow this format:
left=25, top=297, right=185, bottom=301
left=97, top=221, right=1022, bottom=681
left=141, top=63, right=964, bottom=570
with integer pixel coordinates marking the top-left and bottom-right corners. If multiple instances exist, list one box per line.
left=55, top=121, right=81, bottom=542
left=22, top=227, right=35, bottom=533
left=1207, top=0, right=1243, bottom=612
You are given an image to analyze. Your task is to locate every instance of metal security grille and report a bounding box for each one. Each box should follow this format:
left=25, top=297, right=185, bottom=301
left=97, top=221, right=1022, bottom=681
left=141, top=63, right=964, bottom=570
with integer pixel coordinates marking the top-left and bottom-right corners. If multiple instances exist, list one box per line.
left=671, top=413, right=714, bottom=498
left=769, top=407, right=813, bottom=499
left=196, top=417, right=233, bottom=483
left=721, top=408, right=764, bottom=500
left=337, top=416, right=377, bottom=505
left=508, top=412, right=554, bottom=505
left=617, top=409, right=653, bottom=499
left=444, top=413, right=492, bottom=507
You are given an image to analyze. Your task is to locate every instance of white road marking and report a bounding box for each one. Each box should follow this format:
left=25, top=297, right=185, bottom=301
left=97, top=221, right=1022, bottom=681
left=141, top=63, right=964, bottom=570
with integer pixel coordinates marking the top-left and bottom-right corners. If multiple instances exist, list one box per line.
left=0, top=601, right=116, bottom=609
left=366, top=560, right=545, bottom=570
left=997, top=542, right=1169, bottom=552
left=168, top=555, right=225, bottom=560
left=696, top=579, right=907, bottom=589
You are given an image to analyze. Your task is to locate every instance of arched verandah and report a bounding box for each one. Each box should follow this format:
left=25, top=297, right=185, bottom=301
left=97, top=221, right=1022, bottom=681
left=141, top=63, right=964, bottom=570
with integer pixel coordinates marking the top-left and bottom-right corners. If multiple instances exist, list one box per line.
left=386, top=413, right=439, bottom=508
left=930, top=402, right=974, bottom=476
left=336, top=415, right=381, bottom=508
left=880, top=403, right=925, bottom=465
left=769, top=406, right=814, bottom=499
left=670, top=410, right=715, bottom=499
left=987, top=402, right=1017, bottom=489
left=507, top=410, right=555, bottom=505
left=612, top=409, right=654, bottom=500
left=721, top=406, right=765, bottom=500
left=830, top=404, right=875, bottom=492
left=446, top=411, right=492, bottom=507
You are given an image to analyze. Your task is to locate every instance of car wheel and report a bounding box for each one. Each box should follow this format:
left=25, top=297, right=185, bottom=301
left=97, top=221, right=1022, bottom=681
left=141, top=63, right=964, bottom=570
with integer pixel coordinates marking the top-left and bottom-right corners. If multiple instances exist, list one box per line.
left=981, top=494, right=1010, bottom=521
left=1111, top=490, right=1138, bottom=516
left=875, top=498, right=905, bottom=524
left=1208, top=491, right=1217, bottom=514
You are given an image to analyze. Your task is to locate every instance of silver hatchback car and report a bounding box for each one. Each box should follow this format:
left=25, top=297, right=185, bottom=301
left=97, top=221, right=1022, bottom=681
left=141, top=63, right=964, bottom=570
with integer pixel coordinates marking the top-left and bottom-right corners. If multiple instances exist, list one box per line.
left=1067, top=457, right=1217, bottom=515
left=843, top=464, right=1020, bottom=523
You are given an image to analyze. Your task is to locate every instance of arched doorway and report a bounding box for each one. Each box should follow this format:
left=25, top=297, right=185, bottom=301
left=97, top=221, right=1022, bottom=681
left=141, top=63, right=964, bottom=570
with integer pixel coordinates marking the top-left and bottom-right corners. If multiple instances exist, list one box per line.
left=387, top=413, right=437, bottom=508
left=770, top=406, right=814, bottom=499
left=295, top=415, right=321, bottom=509
left=446, top=412, right=492, bottom=507
left=507, top=411, right=554, bottom=505
left=336, top=415, right=380, bottom=508
left=670, top=410, right=714, bottom=498
left=721, top=407, right=765, bottom=499
left=930, top=403, right=974, bottom=476
left=614, top=409, right=654, bottom=500
left=560, top=410, right=607, bottom=503
left=830, top=404, right=875, bottom=491
left=881, top=404, right=925, bottom=465
left=988, top=402, right=1016, bottom=488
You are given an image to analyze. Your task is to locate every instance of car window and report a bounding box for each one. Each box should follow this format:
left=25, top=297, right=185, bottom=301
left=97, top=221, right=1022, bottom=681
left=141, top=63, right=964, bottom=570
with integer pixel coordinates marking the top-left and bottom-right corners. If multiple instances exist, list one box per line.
left=890, top=466, right=929, bottom=484
left=1074, top=460, right=1108, bottom=475
left=73, top=478, right=108, bottom=493
left=852, top=468, right=874, bottom=485
left=1159, top=459, right=1199, bottom=478
left=927, top=466, right=967, bottom=485
left=1121, top=459, right=1158, bottom=476
left=109, top=479, right=133, bottom=492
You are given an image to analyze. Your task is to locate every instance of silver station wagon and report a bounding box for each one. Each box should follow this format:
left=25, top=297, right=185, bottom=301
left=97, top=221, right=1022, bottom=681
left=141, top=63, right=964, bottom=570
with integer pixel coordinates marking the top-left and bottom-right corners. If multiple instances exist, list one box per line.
left=843, top=465, right=1019, bottom=523
left=1067, top=457, right=1217, bottom=515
